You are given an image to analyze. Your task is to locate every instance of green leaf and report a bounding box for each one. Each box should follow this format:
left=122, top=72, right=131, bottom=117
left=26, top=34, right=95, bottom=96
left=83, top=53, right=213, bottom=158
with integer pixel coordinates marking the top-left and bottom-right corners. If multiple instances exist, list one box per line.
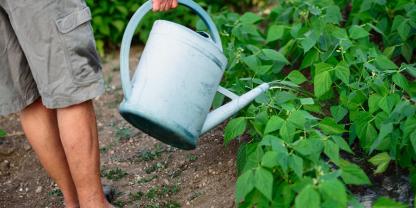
left=240, top=12, right=262, bottom=24
left=340, top=160, right=371, bottom=185
left=261, top=151, right=279, bottom=168
left=332, top=136, right=353, bottom=154
left=267, top=25, right=285, bottom=42
left=0, top=129, right=6, bottom=138
left=300, top=98, right=315, bottom=105
left=287, top=70, right=307, bottom=85
left=369, top=94, right=382, bottom=113
left=262, top=49, right=289, bottom=64
left=368, top=152, right=391, bottom=174
left=392, top=73, right=410, bottom=91
left=255, top=167, right=273, bottom=201
left=373, top=197, right=407, bottom=208
left=369, top=123, right=393, bottom=154
left=410, top=130, right=416, bottom=154
left=289, top=154, right=303, bottom=178
left=295, top=185, right=320, bottom=208
left=264, top=116, right=284, bottom=134
left=324, top=140, right=340, bottom=163
left=334, top=61, right=350, bottom=84
left=330, top=105, right=348, bottom=123
left=314, top=70, right=332, bottom=98
left=287, top=110, right=306, bottom=128
left=319, top=179, right=347, bottom=208
left=236, top=170, right=255, bottom=202
left=301, top=31, right=319, bottom=53
left=375, top=55, right=397, bottom=70
left=242, top=55, right=260, bottom=71
left=349, top=25, right=369, bottom=39
left=319, top=117, right=346, bottom=135
left=224, top=118, right=246, bottom=144
left=324, top=5, right=342, bottom=24
left=300, top=49, right=319, bottom=69
left=401, top=43, right=413, bottom=63
left=397, top=21, right=411, bottom=41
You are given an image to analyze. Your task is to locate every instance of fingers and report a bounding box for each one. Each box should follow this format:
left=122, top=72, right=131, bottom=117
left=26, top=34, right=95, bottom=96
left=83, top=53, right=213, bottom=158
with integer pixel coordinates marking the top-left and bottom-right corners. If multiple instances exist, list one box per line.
left=153, top=0, right=178, bottom=12
left=152, top=0, right=161, bottom=11
left=171, top=0, right=178, bottom=9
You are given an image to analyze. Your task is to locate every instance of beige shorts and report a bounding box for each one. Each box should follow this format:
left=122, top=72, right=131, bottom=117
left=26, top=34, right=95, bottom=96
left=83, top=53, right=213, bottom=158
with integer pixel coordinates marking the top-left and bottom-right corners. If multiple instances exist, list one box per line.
left=0, top=0, right=104, bottom=116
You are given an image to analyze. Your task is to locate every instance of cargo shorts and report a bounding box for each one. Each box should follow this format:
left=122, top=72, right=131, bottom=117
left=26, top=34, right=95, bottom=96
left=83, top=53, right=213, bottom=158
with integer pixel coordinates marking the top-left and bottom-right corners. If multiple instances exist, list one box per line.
left=0, top=0, right=105, bottom=116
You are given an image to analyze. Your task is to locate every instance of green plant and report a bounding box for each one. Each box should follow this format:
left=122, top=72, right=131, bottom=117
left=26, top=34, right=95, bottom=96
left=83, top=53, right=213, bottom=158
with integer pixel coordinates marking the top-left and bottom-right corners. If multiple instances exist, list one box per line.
left=212, top=0, right=416, bottom=207
left=101, top=168, right=128, bottom=181
left=0, top=129, right=6, bottom=137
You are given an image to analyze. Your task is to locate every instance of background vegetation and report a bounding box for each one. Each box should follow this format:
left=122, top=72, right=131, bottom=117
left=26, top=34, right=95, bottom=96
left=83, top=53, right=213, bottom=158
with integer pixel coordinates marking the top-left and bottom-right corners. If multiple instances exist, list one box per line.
left=84, top=0, right=416, bottom=207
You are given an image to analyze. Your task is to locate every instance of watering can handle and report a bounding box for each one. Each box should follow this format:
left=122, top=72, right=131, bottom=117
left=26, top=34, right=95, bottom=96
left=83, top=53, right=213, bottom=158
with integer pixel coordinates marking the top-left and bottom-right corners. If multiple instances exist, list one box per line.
left=120, top=0, right=223, bottom=99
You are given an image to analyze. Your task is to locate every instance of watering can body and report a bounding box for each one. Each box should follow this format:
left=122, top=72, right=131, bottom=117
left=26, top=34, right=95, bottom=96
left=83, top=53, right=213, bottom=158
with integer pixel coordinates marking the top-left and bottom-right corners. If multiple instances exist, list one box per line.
left=119, top=0, right=269, bottom=150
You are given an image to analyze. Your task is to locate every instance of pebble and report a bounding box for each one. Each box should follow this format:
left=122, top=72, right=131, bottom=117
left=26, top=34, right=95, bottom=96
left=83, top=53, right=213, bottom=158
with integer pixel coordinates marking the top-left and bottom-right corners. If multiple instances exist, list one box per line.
left=35, top=186, right=42, bottom=193
left=0, top=145, right=15, bottom=156
left=23, top=143, right=32, bottom=151
left=0, top=160, right=10, bottom=171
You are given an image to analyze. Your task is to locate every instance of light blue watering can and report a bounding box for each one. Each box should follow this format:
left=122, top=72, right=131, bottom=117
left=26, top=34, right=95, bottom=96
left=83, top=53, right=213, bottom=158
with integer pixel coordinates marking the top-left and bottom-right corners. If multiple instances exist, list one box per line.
left=119, top=0, right=270, bottom=150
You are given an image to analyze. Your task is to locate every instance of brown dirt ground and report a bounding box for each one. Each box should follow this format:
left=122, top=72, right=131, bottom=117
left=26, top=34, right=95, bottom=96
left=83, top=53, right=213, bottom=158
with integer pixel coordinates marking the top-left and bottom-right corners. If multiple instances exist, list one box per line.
left=0, top=48, right=238, bottom=208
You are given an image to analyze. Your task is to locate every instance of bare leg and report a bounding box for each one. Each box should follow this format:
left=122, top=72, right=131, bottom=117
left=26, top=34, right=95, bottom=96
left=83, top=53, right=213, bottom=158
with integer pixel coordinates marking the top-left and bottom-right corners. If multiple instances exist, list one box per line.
left=20, top=99, right=79, bottom=207
left=57, top=100, right=111, bottom=208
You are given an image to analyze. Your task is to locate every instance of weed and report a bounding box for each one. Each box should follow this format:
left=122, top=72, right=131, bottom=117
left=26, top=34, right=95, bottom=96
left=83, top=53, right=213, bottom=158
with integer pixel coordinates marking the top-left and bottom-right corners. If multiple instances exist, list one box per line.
left=101, top=168, right=128, bottom=181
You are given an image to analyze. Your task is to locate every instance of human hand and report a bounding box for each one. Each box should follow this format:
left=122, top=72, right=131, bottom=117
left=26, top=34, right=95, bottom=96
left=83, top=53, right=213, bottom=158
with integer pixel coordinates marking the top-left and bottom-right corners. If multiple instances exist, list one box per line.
left=152, top=0, right=178, bottom=12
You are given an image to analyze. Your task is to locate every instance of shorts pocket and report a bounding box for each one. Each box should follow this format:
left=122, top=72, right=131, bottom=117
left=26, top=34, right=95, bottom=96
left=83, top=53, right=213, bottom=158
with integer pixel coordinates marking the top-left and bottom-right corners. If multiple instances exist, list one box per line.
left=55, top=6, right=102, bottom=85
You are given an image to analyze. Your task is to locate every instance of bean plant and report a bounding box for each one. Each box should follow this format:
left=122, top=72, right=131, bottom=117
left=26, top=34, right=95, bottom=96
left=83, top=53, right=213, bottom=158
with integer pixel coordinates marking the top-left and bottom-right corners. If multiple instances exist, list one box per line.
left=211, top=0, right=416, bottom=207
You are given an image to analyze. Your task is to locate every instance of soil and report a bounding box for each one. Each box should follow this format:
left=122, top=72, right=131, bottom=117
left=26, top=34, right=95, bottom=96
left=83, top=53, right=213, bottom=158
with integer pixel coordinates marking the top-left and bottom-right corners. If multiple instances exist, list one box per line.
left=0, top=48, right=238, bottom=208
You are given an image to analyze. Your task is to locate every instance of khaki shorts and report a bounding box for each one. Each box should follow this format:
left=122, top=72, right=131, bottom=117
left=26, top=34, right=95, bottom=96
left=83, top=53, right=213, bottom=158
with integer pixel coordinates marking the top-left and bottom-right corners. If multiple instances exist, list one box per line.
left=0, top=0, right=104, bottom=116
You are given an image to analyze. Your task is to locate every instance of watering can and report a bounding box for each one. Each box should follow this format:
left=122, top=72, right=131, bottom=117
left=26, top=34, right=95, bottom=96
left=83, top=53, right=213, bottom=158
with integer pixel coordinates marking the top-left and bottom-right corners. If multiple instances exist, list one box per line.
left=119, top=0, right=270, bottom=150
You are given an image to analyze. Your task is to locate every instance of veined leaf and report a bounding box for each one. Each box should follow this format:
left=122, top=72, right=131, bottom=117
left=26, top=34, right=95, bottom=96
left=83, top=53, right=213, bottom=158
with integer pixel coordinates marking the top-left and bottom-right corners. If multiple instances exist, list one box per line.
left=349, top=25, right=369, bottom=39
left=368, top=152, right=391, bottom=174
left=236, top=170, right=255, bottom=202
left=340, top=160, right=371, bottom=185
left=319, top=117, right=346, bottom=135
left=267, top=25, right=285, bottom=42
left=224, top=118, right=246, bottom=144
left=295, top=185, right=320, bottom=208
left=255, top=167, right=273, bottom=201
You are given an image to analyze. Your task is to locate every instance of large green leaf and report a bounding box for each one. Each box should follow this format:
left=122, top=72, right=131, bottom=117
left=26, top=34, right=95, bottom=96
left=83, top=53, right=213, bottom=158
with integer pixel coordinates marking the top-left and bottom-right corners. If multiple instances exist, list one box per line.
left=319, top=117, right=346, bottom=135
left=340, top=160, right=371, bottom=185
left=314, top=69, right=333, bottom=98
left=375, top=55, right=398, bottom=70
left=349, top=25, right=369, bottom=39
left=255, top=167, right=273, bottom=201
left=267, top=25, right=285, bottom=42
left=264, top=116, right=284, bottom=134
left=236, top=170, right=255, bottom=202
left=224, top=118, right=246, bottom=144
left=319, top=179, right=347, bottom=208
left=295, top=185, right=320, bottom=208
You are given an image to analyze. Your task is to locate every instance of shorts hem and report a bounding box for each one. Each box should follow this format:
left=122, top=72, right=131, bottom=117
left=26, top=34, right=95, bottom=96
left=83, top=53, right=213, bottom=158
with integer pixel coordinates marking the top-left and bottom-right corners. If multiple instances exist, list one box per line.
left=41, top=78, right=105, bottom=109
left=0, top=88, right=41, bottom=116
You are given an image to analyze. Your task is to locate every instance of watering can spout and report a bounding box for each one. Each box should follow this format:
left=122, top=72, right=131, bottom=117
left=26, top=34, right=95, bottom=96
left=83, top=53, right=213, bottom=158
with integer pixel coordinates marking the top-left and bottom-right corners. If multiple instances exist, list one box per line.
left=201, top=83, right=270, bottom=134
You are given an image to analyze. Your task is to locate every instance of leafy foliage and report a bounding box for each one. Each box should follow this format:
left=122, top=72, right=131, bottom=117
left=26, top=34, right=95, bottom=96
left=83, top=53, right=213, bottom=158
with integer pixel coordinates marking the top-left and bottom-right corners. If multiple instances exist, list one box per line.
left=214, top=0, right=416, bottom=207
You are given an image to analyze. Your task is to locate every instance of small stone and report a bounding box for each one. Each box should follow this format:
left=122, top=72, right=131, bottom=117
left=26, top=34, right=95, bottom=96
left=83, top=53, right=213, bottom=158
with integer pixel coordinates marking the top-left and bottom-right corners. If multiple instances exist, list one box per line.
left=35, top=186, right=43, bottom=193
left=163, top=179, right=169, bottom=185
left=186, top=201, right=190, bottom=205
left=0, top=160, right=10, bottom=171
left=23, top=143, right=32, bottom=151
left=0, top=145, right=15, bottom=156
